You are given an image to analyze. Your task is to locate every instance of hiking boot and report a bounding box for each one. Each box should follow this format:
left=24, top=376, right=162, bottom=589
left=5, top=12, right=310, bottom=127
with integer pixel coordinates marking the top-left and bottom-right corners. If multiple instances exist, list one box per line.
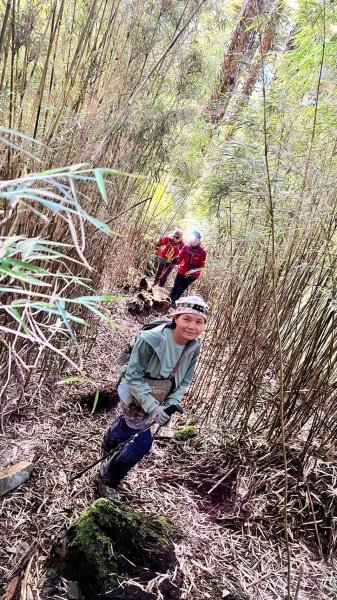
left=94, top=475, right=118, bottom=500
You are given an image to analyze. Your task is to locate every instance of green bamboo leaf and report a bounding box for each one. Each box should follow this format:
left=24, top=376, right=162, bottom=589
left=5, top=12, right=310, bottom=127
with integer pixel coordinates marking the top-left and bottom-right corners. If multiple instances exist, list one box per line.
left=20, top=196, right=78, bottom=215
left=97, top=168, right=143, bottom=179
left=0, top=128, right=46, bottom=145
left=0, top=137, right=41, bottom=161
left=2, top=257, right=51, bottom=275
left=18, top=187, right=77, bottom=206
left=27, top=240, right=73, bottom=248
left=71, top=175, right=97, bottom=182
left=57, top=376, right=93, bottom=385
left=84, top=213, right=118, bottom=236
left=1, top=188, right=77, bottom=210
left=57, top=312, right=86, bottom=325
left=91, top=389, right=100, bottom=414
left=55, top=299, right=81, bottom=337
left=16, top=238, right=41, bottom=260
left=38, top=166, right=81, bottom=176
left=19, top=196, right=64, bottom=213
left=6, top=306, right=31, bottom=335
left=8, top=300, right=87, bottom=326
left=0, top=287, right=54, bottom=299
left=80, top=302, right=116, bottom=326
left=31, top=163, right=89, bottom=177
left=9, top=301, right=87, bottom=325
left=0, top=265, right=51, bottom=286
left=28, top=248, right=88, bottom=268
left=73, top=295, right=122, bottom=302
left=95, top=169, right=108, bottom=203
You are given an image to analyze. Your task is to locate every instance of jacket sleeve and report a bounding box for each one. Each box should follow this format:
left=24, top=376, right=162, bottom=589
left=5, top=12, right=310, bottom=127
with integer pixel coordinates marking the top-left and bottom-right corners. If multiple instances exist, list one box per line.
left=154, top=236, right=168, bottom=249
left=165, top=347, right=200, bottom=407
left=124, top=338, right=159, bottom=413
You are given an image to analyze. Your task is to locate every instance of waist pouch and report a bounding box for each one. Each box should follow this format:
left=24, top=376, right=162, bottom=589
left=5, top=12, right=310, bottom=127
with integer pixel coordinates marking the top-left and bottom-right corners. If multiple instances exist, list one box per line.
left=117, top=376, right=173, bottom=406
left=143, top=377, right=173, bottom=404
left=123, top=378, right=173, bottom=428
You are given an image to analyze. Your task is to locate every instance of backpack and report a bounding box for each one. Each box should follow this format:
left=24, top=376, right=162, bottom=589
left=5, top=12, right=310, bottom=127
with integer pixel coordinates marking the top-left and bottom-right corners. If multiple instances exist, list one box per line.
left=117, top=319, right=171, bottom=366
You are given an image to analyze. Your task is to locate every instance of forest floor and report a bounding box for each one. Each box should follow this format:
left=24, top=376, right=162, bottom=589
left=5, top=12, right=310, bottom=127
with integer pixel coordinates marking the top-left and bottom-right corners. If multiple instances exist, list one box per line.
left=0, top=294, right=336, bottom=600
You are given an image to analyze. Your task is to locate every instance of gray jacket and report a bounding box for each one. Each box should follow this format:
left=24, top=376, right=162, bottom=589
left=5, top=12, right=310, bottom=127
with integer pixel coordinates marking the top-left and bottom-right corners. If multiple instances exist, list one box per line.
left=119, top=324, right=200, bottom=413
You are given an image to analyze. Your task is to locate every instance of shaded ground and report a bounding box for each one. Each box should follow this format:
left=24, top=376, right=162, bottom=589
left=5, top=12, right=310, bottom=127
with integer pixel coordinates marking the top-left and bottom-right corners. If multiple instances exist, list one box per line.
left=59, top=498, right=181, bottom=599
left=0, top=298, right=336, bottom=599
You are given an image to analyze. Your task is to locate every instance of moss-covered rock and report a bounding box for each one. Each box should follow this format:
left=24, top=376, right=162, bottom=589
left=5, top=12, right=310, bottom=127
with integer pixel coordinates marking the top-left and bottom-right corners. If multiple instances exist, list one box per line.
left=174, top=425, right=197, bottom=441
left=63, top=499, right=177, bottom=599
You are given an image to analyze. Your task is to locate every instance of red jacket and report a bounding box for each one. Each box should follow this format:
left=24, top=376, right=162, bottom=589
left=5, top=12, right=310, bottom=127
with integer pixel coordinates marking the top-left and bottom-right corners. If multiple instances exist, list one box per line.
left=155, top=236, right=184, bottom=263
left=177, top=243, right=207, bottom=279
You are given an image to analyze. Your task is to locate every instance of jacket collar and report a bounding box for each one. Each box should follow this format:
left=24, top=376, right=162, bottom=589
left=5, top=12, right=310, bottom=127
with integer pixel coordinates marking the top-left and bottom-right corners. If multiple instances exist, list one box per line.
left=139, top=324, right=199, bottom=359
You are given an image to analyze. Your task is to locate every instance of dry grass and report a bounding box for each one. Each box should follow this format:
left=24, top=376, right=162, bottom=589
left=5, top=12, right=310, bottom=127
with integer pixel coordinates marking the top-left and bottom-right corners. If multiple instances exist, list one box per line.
left=0, top=300, right=336, bottom=600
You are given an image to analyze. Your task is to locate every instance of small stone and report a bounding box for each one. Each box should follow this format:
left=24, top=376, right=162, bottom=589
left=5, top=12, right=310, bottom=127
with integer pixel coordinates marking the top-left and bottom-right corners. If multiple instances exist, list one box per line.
left=0, top=461, right=33, bottom=496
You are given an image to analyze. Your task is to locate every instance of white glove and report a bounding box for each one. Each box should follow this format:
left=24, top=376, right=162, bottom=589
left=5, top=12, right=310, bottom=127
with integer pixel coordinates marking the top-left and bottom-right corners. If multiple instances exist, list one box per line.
left=150, top=405, right=170, bottom=426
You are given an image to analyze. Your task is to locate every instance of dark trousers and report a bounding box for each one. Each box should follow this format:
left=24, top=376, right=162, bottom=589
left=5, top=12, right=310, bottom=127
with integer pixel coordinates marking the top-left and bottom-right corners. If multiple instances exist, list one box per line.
left=154, top=261, right=174, bottom=286
left=169, top=273, right=195, bottom=303
left=99, top=416, right=153, bottom=488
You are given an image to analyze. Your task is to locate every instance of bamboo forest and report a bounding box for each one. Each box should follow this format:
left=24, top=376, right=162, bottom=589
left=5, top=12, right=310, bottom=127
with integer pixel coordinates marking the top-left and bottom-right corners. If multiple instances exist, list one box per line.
left=0, top=0, right=336, bottom=598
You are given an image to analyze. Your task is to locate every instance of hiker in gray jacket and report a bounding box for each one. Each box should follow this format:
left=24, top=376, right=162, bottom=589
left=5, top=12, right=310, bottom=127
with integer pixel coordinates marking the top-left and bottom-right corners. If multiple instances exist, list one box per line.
left=95, top=295, right=208, bottom=498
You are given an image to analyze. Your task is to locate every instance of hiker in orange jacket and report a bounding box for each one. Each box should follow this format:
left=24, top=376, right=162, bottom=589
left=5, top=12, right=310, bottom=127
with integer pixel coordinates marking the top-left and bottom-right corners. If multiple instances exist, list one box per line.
left=153, top=229, right=184, bottom=287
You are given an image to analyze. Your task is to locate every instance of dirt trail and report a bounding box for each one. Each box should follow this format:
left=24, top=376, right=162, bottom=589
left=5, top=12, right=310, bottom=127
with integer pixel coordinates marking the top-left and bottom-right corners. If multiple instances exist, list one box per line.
left=0, top=300, right=334, bottom=600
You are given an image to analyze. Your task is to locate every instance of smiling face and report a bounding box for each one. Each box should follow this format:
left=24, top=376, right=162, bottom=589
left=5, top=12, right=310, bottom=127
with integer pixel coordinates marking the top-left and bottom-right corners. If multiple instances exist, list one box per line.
left=172, top=313, right=206, bottom=345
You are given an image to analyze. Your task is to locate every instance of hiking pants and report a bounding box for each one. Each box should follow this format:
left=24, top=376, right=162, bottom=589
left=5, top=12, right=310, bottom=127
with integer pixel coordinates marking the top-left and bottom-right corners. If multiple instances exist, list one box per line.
left=99, top=416, right=153, bottom=488
left=154, top=262, right=174, bottom=286
left=169, top=273, right=195, bottom=303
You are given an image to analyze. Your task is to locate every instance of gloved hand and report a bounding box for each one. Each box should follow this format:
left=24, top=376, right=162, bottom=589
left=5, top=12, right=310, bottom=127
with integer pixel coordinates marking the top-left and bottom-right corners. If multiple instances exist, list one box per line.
left=150, top=405, right=171, bottom=426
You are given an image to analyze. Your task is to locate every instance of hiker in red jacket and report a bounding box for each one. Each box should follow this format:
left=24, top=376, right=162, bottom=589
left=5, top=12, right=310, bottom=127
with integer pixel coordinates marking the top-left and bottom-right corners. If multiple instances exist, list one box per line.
left=169, top=231, right=207, bottom=306
left=153, top=229, right=184, bottom=287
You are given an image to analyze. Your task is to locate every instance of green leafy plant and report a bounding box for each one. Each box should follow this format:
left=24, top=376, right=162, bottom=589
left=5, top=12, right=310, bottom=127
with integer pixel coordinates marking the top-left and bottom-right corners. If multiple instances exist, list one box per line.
left=0, top=163, right=124, bottom=387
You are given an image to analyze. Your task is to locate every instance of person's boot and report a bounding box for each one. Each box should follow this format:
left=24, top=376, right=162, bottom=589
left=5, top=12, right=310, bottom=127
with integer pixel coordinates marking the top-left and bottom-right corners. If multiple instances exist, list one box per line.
left=98, top=455, right=132, bottom=494
left=94, top=474, right=119, bottom=500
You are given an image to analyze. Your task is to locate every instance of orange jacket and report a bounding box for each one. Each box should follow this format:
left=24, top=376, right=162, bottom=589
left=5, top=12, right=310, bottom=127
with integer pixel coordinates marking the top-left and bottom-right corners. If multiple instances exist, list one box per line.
left=155, top=236, right=184, bottom=263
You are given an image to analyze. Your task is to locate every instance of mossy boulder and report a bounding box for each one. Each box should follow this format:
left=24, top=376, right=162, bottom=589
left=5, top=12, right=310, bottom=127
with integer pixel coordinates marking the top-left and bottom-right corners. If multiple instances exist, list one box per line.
left=174, top=425, right=197, bottom=441
left=63, top=499, right=178, bottom=599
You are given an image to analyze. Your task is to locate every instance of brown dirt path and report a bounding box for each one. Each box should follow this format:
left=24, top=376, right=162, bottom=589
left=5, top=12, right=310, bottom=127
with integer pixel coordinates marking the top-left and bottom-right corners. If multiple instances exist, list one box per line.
left=0, top=300, right=334, bottom=600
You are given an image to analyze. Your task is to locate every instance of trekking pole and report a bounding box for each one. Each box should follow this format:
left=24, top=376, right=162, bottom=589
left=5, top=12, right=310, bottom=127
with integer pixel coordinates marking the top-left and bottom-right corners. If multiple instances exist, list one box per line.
left=70, top=405, right=183, bottom=482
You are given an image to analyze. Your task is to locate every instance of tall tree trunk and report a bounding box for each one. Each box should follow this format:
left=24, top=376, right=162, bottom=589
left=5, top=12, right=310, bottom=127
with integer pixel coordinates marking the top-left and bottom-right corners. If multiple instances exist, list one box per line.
left=207, top=0, right=267, bottom=124
left=225, top=10, right=277, bottom=139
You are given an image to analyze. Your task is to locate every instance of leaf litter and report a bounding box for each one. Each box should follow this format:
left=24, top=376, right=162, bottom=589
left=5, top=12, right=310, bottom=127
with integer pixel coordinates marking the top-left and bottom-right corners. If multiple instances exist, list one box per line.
left=0, top=299, right=336, bottom=599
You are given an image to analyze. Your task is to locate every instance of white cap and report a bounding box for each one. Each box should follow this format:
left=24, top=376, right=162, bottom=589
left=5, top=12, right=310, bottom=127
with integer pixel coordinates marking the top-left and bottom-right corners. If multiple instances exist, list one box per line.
left=170, top=295, right=209, bottom=321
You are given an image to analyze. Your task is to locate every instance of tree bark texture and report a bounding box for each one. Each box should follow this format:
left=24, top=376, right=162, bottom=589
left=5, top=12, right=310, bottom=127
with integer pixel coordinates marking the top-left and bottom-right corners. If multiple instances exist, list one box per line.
left=208, top=0, right=267, bottom=124
left=224, top=11, right=277, bottom=139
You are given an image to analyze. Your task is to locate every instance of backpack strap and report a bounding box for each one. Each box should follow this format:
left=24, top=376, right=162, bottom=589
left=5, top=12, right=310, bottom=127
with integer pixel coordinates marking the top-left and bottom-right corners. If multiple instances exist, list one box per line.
left=169, top=340, right=193, bottom=379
